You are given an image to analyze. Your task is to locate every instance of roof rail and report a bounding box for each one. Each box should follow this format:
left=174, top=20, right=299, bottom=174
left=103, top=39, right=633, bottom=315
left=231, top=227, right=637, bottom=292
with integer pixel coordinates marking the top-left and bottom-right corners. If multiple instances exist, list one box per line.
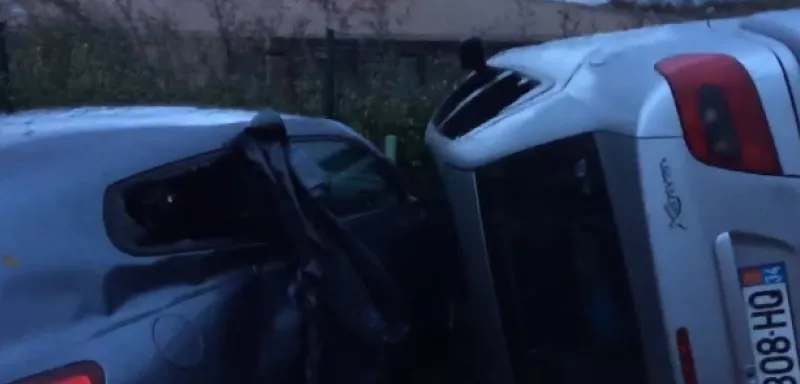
left=459, top=36, right=488, bottom=74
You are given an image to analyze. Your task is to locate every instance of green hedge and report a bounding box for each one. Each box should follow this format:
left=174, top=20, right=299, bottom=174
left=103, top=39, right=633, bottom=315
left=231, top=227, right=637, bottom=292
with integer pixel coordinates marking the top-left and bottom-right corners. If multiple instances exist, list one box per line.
left=2, top=24, right=465, bottom=173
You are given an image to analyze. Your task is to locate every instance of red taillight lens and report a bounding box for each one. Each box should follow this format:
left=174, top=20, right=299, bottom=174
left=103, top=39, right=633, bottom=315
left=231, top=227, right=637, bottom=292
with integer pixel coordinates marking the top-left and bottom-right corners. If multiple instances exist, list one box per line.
left=656, top=54, right=782, bottom=175
left=676, top=327, right=699, bottom=384
left=10, top=361, right=104, bottom=384
left=49, top=378, right=90, bottom=384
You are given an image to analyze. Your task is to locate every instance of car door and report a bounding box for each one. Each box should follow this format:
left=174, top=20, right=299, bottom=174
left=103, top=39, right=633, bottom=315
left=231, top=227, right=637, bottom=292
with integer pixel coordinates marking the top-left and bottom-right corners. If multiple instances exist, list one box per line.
left=2, top=128, right=283, bottom=384
left=5, top=127, right=435, bottom=384
left=89, top=131, right=423, bottom=384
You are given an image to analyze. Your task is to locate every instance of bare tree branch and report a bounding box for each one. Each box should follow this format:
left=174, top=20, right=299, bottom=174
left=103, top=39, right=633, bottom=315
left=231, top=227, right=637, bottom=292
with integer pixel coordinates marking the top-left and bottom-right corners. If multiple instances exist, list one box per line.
left=34, top=0, right=102, bottom=32
left=557, top=8, right=581, bottom=37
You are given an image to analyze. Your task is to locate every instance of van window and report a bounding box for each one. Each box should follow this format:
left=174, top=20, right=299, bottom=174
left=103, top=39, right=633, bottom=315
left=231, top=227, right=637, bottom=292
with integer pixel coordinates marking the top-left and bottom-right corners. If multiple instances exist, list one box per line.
left=431, top=68, right=538, bottom=139
left=474, top=133, right=647, bottom=383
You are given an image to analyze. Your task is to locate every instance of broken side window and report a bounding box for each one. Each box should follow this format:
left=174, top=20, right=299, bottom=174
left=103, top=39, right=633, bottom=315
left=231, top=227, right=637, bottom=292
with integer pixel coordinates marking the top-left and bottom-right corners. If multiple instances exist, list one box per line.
left=103, top=148, right=283, bottom=256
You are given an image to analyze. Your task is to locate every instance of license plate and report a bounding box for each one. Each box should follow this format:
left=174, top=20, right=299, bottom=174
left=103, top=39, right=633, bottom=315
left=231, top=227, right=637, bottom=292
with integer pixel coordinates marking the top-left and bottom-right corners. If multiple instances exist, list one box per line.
left=740, top=263, right=800, bottom=383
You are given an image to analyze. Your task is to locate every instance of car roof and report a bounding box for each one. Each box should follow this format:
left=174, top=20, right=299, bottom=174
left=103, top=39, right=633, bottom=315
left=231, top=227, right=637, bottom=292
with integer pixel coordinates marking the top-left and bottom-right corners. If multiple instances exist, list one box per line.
left=0, top=105, right=369, bottom=144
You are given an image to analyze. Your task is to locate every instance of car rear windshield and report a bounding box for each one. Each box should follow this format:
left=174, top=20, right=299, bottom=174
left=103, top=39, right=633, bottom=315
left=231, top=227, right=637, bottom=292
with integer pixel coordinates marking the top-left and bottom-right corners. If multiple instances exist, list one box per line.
left=474, top=133, right=648, bottom=383
left=431, top=68, right=538, bottom=139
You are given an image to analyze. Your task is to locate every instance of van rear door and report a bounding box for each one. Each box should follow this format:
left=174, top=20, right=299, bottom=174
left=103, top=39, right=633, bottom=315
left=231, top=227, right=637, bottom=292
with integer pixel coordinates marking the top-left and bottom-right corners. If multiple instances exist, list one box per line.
left=653, top=21, right=800, bottom=384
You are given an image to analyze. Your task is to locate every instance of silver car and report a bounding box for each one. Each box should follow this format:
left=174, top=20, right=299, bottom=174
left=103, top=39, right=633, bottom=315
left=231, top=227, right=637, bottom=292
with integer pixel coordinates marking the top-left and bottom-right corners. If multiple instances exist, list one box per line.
left=0, top=106, right=447, bottom=383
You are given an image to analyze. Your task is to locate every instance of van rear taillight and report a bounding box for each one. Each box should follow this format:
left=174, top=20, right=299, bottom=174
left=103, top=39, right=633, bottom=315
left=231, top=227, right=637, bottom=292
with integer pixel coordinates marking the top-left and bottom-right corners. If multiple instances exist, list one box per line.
left=11, top=361, right=104, bottom=384
left=676, top=327, right=699, bottom=384
left=656, top=54, right=782, bottom=175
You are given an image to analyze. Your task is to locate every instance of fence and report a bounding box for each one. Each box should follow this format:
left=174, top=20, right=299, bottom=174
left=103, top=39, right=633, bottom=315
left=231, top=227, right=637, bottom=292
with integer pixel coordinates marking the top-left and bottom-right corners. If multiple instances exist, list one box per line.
left=0, top=20, right=529, bottom=171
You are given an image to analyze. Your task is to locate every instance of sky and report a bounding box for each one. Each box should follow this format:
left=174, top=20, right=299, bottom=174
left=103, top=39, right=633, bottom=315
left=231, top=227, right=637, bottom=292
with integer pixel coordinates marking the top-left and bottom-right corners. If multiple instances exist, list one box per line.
left=551, top=0, right=743, bottom=6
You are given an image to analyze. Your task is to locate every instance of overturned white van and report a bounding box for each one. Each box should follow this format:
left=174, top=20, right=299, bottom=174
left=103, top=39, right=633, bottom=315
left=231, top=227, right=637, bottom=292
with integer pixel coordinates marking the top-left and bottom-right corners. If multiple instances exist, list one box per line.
left=427, top=9, right=800, bottom=384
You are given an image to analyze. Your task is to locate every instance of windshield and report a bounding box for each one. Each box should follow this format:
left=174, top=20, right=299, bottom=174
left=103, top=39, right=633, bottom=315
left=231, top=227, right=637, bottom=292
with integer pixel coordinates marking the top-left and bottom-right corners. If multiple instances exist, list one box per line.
left=474, top=133, right=648, bottom=383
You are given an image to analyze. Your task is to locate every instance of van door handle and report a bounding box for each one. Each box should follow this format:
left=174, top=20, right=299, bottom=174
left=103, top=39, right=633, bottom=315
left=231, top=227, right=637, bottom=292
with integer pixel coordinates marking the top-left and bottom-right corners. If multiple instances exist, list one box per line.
left=714, top=232, right=757, bottom=384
